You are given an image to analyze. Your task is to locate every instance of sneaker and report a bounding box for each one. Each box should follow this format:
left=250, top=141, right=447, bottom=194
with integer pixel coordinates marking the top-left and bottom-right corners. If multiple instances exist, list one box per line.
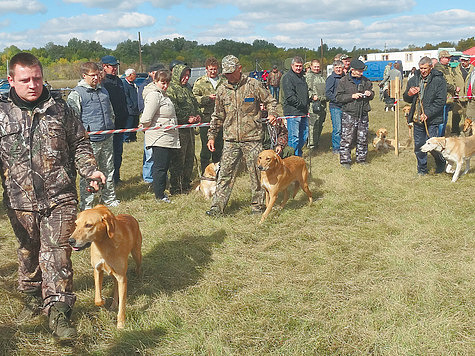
left=332, top=149, right=339, bottom=155
left=16, top=289, right=42, bottom=323
left=158, top=195, right=171, bottom=203
left=341, top=163, right=351, bottom=170
left=106, top=200, right=120, bottom=208
left=48, top=302, right=77, bottom=341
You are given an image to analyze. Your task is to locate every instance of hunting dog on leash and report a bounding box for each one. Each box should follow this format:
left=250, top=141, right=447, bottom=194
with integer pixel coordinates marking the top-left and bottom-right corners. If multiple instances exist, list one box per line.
left=69, top=205, right=142, bottom=329
left=257, top=150, right=312, bottom=223
left=421, top=135, right=475, bottom=182
left=195, top=162, right=219, bottom=199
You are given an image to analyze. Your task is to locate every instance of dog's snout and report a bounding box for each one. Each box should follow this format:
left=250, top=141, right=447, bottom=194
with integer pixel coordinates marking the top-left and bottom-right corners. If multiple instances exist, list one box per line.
left=68, top=238, right=76, bottom=246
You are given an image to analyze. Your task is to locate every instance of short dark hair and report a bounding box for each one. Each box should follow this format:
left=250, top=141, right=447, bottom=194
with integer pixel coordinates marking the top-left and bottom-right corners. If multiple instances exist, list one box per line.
left=9, top=52, right=43, bottom=78
left=80, top=62, right=100, bottom=75
left=153, top=70, right=172, bottom=83
left=205, top=57, right=219, bottom=68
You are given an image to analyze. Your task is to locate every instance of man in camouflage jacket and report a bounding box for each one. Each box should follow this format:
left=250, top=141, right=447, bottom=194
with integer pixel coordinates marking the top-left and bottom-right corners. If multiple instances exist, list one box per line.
left=192, top=57, right=226, bottom=174
left=167, top=63, right=201, bottom=194
left=206, top=55, right=277, bottom=216
left=306, top=59, right=327, bottom=150
left=0, top=53, right=105, bottom=339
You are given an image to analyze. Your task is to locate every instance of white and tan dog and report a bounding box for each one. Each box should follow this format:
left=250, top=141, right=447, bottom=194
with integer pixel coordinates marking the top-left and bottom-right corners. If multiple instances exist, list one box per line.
left=195, top=162, right=219, bottom=199
left=421, top=135, right=475, bottom=182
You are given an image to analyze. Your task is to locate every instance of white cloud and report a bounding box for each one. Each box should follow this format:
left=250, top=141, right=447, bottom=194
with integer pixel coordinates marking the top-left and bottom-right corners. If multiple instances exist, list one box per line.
left=41, top=12, right=155, bottom=33
left=0, top=0, right=46, bottom=14
left=63, top=0, right=181, bottom=10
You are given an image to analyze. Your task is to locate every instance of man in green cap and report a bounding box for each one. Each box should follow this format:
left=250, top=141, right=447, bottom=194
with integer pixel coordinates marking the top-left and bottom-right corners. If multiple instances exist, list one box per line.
left=206, top=55, right=278, bottom=216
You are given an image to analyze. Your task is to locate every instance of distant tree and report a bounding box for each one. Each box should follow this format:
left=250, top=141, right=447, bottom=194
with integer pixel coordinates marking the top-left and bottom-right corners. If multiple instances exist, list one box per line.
left=456, top=37, right=475, bottom=51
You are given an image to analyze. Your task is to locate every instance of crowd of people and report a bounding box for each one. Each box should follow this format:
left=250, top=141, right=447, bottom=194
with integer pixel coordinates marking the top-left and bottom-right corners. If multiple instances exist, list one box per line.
left=1, top=50, right=474, bottom=340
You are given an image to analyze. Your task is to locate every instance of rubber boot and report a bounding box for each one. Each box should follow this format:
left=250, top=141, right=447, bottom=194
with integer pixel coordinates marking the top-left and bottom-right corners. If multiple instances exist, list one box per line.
left=48, top=301, right=77, bottom=340
left=16, top=289, right=42, bottom=323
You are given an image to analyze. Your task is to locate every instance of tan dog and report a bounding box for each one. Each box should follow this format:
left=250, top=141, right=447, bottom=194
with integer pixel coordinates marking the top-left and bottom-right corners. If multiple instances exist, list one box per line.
left=257, top=150, right=312, bottom=223
left=195, top=162, right=219, bottom=199
left=402, top=104, right=414, bottom=147
left=462, top=118, right=473, bottom=137
left=373, top=128, right=395, bottom=151
left=421, top=135, right=475, bottom=182
left=69, top=205, right=142, bottom=329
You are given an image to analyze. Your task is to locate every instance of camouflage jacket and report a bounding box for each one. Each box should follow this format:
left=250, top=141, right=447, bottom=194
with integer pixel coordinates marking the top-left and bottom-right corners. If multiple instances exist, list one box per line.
left=306, top=71, right=327, bottom=114
left=0, top=89, right=98, bottom=212
left=433, top=62, right=456, bottom=102
left=167, top=64, right=200, bottom=125
left=192, top=74, right=226, bottom=122
left=208, top=74, right=277, bottom=142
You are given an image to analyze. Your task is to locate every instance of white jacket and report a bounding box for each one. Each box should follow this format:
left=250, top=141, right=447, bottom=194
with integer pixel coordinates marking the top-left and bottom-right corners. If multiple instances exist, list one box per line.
left=140, top=82, right=180, bottom=149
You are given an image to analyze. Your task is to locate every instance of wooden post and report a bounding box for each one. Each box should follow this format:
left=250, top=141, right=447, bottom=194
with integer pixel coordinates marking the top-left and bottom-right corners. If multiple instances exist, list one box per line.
left=390, top=76, right=401, bottom=156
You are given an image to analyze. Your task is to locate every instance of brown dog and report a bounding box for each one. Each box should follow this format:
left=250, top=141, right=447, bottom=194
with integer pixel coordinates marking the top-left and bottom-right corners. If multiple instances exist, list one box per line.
left=69, top=205, right=142, bottom=329
left=373, top=128, right=395, bottom=151
left=462, top=118, right=473, bottom=137
left=257, top=150, right=312, bottom=223
left=195, top=162, right=219, bottom=199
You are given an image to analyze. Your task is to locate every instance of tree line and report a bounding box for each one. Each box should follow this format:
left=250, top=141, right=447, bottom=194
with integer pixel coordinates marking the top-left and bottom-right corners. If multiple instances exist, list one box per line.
left=1, top=37, right=474, bottom=80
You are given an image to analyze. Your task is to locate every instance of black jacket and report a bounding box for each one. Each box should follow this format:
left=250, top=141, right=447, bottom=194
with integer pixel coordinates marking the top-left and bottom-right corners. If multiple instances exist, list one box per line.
left=102, top=74, right=128, bottom=128
left=281, top=69, right=309, bottom=116
left=403, top=69, right=446, bottom=126
left=335, top=73, right=374, bottom=117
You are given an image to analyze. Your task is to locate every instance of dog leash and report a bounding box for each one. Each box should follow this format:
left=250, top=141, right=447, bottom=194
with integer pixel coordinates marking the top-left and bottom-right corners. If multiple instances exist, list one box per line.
left=417, top=82, right=431, bottom=138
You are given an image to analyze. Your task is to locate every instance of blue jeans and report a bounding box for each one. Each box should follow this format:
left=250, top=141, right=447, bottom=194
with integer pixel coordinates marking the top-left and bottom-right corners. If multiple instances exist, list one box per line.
left=286, top=116, right=308, bottom=156
left=269, top=86, right=280, bottom=102
left=414, top=123, right=445, bottom=174
left=124, top=115, right=139, bottom=142
left=329, top=106, right=342, bottom=151
left=142, top=141, right=153, bottom=183
left=438, top=104, right=452, bottom=137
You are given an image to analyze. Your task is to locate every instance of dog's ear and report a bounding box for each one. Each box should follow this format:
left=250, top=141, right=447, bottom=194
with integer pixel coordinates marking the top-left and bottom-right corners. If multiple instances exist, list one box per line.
left=102, top=211, right=116, bottom=239
left=438, top=138, right=446, bottom=149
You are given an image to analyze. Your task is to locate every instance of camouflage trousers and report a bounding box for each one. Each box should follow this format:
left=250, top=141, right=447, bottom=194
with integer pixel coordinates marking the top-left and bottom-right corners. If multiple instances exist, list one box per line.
left=308, top=109, right=326, bottom=148
left=211, top=140, right=265, bottom=213
left=170, top=128, right=195, bottom=193
left=7, top=202, right=77, bottom=314
left=79, top=137, right=117, bottom=210
left=339, top=112, right=369, bottom=164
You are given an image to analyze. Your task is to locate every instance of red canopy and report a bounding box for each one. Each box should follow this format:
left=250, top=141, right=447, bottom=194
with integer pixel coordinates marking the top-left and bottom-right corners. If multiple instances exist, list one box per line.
left=463, top=46, right=475, bottom=65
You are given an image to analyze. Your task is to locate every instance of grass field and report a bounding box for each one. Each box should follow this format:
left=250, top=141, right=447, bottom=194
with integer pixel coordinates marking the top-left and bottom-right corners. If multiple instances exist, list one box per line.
left=0, top=82, right=474, bottom=355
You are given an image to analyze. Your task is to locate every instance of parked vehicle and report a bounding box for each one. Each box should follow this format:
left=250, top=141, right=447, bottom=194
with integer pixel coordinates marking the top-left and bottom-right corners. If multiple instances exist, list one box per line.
left=363, top=60, right=403, bottom=81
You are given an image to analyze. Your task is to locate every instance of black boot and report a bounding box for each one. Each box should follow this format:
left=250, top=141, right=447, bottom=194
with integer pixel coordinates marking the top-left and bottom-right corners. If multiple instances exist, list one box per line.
left=48, top=302, right=77, bottom=340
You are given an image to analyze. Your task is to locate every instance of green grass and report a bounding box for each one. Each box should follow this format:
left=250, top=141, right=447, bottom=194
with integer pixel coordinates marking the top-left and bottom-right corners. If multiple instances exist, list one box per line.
left=0, top=84, right=474, bottom=355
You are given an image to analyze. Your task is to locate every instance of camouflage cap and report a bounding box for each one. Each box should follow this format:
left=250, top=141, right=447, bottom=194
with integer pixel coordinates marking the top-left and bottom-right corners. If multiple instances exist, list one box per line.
left=439, top=50, right=451, bottom=58
left=222, top=55, right=240, bottom=74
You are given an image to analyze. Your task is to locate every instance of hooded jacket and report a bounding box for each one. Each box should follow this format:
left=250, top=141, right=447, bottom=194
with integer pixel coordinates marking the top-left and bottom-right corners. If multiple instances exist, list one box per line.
left=166, top=64, right=200, bottom=125
left=140, top=82, right=180, bottom=149
left=0, top=88, right=97, bottom=212
left=403, top=69, right=447, bottom=125
left=208, top=74, right=277, bottom=142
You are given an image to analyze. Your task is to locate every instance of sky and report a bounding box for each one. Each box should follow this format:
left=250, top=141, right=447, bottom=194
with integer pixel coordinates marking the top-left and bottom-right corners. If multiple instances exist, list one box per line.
left=0, top=0, right=474, bottom=52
